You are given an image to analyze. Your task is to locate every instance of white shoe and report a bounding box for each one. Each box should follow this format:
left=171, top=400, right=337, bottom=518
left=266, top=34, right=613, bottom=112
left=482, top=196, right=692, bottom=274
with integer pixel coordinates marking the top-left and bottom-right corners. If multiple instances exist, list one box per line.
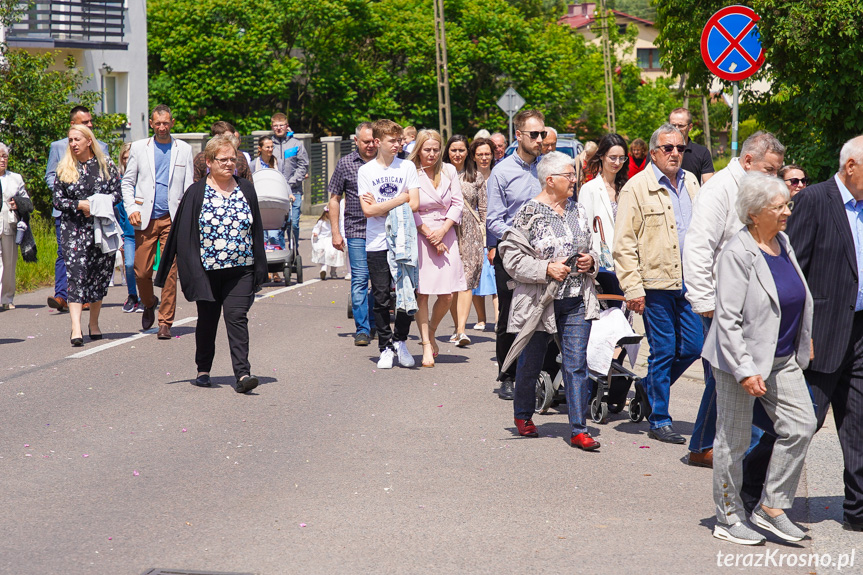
left=456, top=333, right=471, bottom=347
left=713, top=522, right=766, bottom=546
left=320, top=266, right=327, bottom=280
left=345, top=273, right=352, bottom=280
left=377, top=348, right=395, bottom=369
left=393, top=340, right=415, bottom=367
left=473, top=322, right=486, bottom=331
left=448, top=333, right=459, bottom=343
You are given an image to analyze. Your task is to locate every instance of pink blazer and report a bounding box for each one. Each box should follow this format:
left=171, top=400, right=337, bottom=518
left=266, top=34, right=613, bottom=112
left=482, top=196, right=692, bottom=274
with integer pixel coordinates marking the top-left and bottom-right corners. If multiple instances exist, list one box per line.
left=413, top=163, right=463, bottom=228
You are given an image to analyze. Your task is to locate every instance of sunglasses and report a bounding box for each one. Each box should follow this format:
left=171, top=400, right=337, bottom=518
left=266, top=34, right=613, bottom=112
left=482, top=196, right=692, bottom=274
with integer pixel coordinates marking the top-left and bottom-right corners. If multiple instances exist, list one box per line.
left=655, top=144, right=687, bottom=154
left=784, top=177, right=809, bottom=186
left=519, top=130, right=548, bottom=140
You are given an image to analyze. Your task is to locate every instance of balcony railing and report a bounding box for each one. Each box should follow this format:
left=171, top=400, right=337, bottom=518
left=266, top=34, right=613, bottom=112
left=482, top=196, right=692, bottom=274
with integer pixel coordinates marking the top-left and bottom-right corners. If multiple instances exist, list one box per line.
left=5, top=0, right=127, bottom=49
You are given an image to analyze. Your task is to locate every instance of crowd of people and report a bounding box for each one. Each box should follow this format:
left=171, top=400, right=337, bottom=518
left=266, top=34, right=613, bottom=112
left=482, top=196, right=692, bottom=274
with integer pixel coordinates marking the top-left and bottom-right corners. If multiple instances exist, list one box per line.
left=3, top=101, right=863, bottom=547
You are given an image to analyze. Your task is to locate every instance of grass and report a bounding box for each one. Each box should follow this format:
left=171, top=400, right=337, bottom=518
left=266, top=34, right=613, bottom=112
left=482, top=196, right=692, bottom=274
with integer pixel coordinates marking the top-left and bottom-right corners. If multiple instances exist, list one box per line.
left=713, top=154, right=731, bottom=172
left=15, top=215, right=57, bottom=293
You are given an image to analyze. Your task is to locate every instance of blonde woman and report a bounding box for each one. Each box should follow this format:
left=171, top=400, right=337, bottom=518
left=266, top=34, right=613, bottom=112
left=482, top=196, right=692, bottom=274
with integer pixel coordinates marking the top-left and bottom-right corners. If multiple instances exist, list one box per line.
left=53, top=125, right=121, bottom=346
left=408, top=129, right=467, bottom=367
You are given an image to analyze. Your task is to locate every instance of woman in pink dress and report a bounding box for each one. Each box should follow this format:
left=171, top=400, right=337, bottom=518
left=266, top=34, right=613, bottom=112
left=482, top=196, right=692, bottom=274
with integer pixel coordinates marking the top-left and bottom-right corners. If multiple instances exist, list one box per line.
left=409, top=130, right=467, bottom=367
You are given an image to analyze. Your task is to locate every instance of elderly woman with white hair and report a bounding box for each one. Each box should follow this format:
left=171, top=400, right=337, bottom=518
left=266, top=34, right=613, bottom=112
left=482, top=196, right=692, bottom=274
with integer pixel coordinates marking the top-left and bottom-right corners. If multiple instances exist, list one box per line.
left=0, top=142, right=30, bottom=311
left=704, top=172, right=816, bottom=546
left=497, top=151, right=601, bottom=450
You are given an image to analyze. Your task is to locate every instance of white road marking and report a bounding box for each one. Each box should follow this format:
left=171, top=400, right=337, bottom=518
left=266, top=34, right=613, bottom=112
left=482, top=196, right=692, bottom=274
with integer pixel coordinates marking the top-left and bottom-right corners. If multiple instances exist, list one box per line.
left=66, top=279, right=322, bottom=359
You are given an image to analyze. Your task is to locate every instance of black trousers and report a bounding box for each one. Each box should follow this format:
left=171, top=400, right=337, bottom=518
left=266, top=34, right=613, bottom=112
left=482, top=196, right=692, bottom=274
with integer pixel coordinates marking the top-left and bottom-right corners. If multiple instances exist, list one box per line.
left=494, top=250, right=517, bottom=382
left=195, top=266, right=255, bottom=379
left=367, top=250, right=411, bottom=351
left=805, top=311, right=863, bottom=524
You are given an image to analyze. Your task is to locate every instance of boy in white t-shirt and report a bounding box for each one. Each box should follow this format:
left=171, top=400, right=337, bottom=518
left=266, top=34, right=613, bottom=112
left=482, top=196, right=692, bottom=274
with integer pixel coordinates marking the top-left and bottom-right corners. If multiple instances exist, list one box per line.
left=359, top=119, right=420, bottom=369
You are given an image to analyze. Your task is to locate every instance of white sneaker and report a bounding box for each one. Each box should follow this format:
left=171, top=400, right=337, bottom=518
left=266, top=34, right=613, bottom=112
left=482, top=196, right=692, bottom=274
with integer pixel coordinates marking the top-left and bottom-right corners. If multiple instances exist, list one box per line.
left=377, top=348, right=395, bottom=369
left=393, top=340, right=415, bottom=367
left=345, top=273, right=352, bottom=280
left=320, top=266, right=327, bottom=280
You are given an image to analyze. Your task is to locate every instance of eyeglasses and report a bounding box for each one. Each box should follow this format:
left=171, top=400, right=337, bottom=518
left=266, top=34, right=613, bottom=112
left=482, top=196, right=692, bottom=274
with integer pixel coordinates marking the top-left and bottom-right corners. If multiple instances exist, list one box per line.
left=551, top=172, right=577, bottom=182
left=765, top=201, right=794, bottom=213
left=784, top=177, right=809, bottom=187
left=519, top=130, right=548, bottom=141
left=655, top=144, right=686, bottom=154
left=605, top=155, right=627, bottom=163
left=214, top=157, right=237, bottom=165
left=272, top=123, right=288, bottom=129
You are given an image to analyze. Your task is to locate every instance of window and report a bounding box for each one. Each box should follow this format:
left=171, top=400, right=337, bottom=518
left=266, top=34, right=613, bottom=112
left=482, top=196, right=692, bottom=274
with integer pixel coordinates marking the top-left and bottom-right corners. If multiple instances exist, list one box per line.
left=637, top=48, right=660, bottom=70
left=101, top=73, right=128, bottom=115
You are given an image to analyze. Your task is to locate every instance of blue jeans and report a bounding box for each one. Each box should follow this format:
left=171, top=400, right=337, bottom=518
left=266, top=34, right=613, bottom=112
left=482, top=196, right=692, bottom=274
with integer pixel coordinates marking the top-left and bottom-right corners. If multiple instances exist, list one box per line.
left=514, top=297, right=592, bottom=437
left=289, top=192, right=302, bottom=248
left=347, top=238, right=375, bottom=336
left=54, top=217, right=67, bottom=300
left=689, top=316, right=717, bottom=453
left=642, top=288, right=704, bottom=429
left=555, top=297, right=592, bottom=436
left=123, top=235, right=137, bottom=297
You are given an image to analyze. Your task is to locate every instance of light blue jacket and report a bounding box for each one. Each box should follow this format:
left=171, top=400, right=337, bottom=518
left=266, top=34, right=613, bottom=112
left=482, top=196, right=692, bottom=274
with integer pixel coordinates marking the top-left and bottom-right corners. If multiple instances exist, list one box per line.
left=386, top=203, right=419, bottom=315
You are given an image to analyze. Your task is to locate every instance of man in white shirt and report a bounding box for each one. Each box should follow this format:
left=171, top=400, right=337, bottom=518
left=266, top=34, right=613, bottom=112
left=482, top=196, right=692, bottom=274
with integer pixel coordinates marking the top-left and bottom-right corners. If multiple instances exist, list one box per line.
left=358, top=119, right=419, bottom=369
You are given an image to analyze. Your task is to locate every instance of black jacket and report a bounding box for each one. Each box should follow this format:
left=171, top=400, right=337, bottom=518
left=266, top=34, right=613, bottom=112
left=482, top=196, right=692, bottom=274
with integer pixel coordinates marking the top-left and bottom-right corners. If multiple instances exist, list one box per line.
left=786, top=176, right=858, bottom=373
left=155, top=177, right=268, bottom=301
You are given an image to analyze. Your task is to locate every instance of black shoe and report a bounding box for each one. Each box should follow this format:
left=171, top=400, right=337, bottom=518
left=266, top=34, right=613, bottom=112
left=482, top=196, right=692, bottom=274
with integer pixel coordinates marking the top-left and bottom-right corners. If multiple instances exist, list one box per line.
left=354, top=332, right=371, bottom=346
left=141, top=296, right=159, bottom=331
left=88, top=328, right=103, bottom=341
left=843, top=518, right=863, bottom=532
left=70, top=333, right=83, bottom=347
left=647, top=425, right=686, bottom=444
left=498, top=378, right=515, bottom=400
left=193, top=374, right=212, bottom=387
left=236, top=375, right=259, bottom=394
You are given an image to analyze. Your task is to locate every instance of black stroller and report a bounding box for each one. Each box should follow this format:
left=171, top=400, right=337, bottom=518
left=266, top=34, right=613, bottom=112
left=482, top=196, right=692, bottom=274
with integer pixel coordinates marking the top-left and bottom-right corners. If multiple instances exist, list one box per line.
left=253, top=168, right=303, bottom=285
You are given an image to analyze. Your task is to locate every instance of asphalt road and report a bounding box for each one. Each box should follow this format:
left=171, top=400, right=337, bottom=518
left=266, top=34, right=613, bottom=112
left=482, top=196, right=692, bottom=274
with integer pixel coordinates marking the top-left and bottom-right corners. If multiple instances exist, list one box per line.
left=0, top=218, right=858, bottom=575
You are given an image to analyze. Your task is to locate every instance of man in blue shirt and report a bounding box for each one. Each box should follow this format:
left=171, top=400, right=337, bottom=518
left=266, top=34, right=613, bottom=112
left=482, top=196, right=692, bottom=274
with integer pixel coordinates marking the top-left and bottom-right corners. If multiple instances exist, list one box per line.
left=486, top=109, right=545, bottom=400
left=44, top=106, right=109, bottom=312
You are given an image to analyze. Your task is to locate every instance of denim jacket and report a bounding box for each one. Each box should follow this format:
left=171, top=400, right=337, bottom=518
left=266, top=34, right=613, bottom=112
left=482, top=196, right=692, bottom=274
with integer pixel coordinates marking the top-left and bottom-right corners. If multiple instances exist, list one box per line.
left=386, top=203, right=419, bottom=315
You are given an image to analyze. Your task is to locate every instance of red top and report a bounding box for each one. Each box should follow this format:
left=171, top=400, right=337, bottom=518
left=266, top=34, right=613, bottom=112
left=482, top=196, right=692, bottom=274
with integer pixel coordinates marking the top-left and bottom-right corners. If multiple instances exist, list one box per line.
left=627, top=154, right=647, bottom=180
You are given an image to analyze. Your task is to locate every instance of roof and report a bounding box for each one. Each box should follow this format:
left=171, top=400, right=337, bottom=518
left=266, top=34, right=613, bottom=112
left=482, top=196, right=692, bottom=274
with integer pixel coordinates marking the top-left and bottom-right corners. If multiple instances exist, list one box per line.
left=559, top=3, right=654, bottom=30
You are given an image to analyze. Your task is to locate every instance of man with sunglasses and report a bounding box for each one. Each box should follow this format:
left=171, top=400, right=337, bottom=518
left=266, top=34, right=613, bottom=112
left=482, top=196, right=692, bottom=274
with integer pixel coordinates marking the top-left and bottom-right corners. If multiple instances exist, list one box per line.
left=683, top=132, right=785, bottom=477
left=122, top=104, right=195, bottom=339
left=486, top=109, right=546, bottom=399
left=669, top=107, right=715, bottom=185
left=613, top=123, right=702, bottom=444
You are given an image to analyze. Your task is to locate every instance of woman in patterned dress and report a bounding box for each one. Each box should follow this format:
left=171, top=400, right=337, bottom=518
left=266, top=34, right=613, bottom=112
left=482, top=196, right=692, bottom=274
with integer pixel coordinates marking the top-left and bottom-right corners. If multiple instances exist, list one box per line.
left=156, top=134, right=268, bottom=393
left=447, top=137, right=495, bottom=346
left=53, top=125, right=121, bottom=346
left=501, top=152, right=602, bottom=451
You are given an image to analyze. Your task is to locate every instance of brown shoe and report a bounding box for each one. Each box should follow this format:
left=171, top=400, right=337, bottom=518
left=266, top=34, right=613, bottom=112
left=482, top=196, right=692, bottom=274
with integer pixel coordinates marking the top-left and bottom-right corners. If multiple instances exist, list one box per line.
left=157, top=324, right=172, bottom=339
left=47, top=296, right=68, bottom=312
left=688, top=448, right=713, bottom=468
left=142, top=296, right=159, bottom=330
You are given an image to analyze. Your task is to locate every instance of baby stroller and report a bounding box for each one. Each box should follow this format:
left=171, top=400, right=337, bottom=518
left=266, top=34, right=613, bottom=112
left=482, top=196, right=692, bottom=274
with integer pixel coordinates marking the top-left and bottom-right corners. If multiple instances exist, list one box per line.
left=534, top=273, right=646, bottom=424
left=253, top=168, right=303, bottom=285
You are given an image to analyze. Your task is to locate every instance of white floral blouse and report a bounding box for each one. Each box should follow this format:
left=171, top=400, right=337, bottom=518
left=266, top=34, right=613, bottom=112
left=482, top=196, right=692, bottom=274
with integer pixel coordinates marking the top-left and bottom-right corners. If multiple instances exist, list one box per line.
left=199, top=184, right=255, bottom=270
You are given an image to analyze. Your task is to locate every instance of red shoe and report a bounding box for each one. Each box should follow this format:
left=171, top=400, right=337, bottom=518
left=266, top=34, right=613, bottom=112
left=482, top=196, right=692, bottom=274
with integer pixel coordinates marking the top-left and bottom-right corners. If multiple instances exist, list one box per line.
left=571, top=432, right=600, bottom=451
left=514, top=418, right=539, bottom=437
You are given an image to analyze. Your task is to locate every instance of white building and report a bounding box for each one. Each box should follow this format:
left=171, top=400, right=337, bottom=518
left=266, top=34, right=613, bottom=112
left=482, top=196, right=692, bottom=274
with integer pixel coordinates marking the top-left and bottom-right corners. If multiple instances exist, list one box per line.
left=2, top=0, right=148, bottom=141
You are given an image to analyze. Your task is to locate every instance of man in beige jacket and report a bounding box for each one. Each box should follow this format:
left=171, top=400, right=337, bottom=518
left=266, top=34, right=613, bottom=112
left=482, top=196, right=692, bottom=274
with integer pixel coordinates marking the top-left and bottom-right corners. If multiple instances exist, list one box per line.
left=613, top=123, right=702, bottom=444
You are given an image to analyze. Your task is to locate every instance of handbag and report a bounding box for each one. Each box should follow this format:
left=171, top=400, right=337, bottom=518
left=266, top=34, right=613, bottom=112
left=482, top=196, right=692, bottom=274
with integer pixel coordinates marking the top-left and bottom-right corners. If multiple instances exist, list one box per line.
left=593, top=216, right=613, bottom=270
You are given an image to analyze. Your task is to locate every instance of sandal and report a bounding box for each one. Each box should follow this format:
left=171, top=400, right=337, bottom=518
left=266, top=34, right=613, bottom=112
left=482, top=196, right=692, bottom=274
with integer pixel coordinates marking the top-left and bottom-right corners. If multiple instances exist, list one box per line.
left=421, top=341, right=435, bottom=368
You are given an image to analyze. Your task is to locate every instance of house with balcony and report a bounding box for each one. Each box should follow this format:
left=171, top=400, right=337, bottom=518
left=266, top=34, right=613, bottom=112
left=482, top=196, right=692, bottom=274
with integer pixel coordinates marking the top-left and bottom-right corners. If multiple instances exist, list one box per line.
left=560, top=2, right=665, bottom=81
left=2, top=0, right=148, bottom=140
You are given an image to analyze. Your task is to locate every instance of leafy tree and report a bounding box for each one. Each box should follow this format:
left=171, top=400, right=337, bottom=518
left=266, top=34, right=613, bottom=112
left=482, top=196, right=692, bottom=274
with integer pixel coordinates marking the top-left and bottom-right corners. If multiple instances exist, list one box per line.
left=655, top=0, right=863, bottom=180
left=1, top=6, right=125, bottom=215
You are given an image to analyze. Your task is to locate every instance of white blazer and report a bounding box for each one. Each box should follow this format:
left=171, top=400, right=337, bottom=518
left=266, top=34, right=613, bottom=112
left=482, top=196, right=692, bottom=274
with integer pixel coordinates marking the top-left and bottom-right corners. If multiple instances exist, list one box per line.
left=121, top=137, right=195, bottom=230
left=579, top=176, right=616, bottom=269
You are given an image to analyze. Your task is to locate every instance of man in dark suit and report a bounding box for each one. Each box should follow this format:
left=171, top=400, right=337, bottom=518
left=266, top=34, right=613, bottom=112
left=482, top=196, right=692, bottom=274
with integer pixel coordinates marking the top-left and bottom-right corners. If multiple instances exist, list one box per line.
left=786, top=135, right=863, bottom=531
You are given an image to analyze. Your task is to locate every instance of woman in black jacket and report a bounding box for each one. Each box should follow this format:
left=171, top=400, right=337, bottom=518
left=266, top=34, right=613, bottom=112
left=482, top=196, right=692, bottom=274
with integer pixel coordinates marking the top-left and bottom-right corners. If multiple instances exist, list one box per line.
left=156, top=134, right=268, bottom=393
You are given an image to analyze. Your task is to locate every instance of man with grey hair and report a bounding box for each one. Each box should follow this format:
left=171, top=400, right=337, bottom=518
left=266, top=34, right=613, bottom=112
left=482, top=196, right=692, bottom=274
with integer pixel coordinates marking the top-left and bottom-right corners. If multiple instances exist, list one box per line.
left=613, top=123, right=702, bottom=444
left=542, top=127, right=558, bottom=154
left=490, top=133, right=508, bottom=161
left=327, top=121, right=379, bottom=346
left=787, top=135, right=863, bottom=532
left=683, top=131, right=786, bottom=470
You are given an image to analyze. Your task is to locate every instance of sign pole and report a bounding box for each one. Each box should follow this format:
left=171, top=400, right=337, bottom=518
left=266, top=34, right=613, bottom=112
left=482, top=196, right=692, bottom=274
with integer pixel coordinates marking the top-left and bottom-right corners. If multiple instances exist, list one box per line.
left=731, top=81, right=739, bottom=158
left=508, top=112, right=514, bottom=144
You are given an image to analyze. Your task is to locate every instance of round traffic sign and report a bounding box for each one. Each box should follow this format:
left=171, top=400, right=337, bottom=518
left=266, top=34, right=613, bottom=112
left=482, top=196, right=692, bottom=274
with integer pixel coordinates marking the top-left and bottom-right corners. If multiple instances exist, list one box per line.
left=700, top=5, right=765, bottom=82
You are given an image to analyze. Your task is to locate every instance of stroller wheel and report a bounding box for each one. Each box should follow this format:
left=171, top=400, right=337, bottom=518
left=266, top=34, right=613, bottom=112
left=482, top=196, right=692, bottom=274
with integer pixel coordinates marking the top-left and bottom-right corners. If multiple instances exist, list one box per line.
left=347, top=300, right=353, bottom=319
left=534, top=371, right=554, bottom=414
left=590, top=396, right=609, bottom=424
left=295, top=254, right=303, bottom=283
left=629, top=396, right=645, bottom=422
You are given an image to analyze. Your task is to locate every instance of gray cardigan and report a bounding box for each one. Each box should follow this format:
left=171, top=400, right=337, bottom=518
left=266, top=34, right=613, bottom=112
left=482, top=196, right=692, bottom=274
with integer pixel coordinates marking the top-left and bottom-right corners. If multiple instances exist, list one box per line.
left=702, top=227, right=813, bottom=382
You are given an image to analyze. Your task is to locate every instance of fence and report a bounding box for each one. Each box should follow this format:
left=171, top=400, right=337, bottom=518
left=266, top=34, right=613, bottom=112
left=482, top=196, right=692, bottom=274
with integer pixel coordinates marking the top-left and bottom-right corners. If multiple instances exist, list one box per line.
left=309, top=142, right=328, bottom=205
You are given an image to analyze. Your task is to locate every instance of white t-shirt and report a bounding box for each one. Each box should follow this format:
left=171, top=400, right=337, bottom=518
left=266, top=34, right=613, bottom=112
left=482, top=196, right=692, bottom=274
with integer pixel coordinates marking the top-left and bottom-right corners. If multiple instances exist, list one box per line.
left=357, top=157, right=419, bottom=251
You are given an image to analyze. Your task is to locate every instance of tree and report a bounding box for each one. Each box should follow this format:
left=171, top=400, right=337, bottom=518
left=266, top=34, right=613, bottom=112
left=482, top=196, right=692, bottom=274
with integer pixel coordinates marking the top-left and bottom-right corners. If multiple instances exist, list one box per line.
left=1, top=5, right=125, bottom=214
left=655, top=0, right=863, bottom=180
